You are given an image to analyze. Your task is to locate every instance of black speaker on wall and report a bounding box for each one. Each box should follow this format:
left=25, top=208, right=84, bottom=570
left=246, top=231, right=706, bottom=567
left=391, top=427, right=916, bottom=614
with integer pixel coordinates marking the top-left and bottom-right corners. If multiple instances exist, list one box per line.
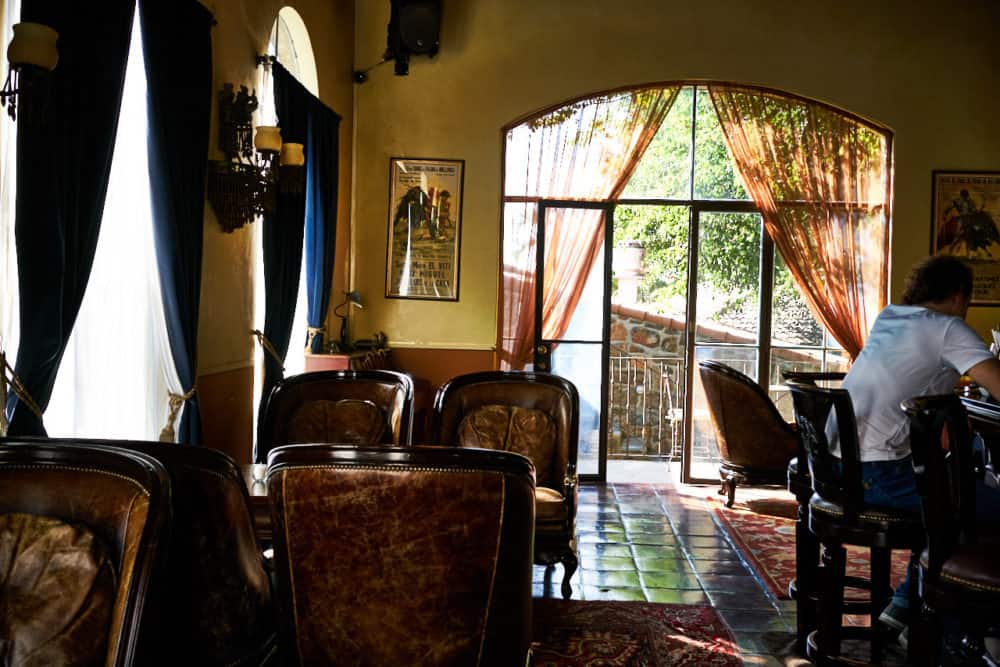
left=385, top=0, right=441, bottom=76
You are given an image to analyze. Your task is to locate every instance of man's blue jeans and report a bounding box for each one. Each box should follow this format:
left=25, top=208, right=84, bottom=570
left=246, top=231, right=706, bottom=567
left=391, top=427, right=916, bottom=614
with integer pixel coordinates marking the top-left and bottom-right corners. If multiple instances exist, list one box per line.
left=857, top=457, right=922, bottom=608
left=860, top=439, right=1000, bottom=609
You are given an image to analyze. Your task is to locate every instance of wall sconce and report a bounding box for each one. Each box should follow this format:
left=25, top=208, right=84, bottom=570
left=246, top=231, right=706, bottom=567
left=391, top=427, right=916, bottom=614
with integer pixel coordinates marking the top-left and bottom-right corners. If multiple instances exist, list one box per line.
left=206, top=82, right=305, bottom=233
left=333, top=291, right=364, bottom=351
left=0, top=22, right=59, bottom=123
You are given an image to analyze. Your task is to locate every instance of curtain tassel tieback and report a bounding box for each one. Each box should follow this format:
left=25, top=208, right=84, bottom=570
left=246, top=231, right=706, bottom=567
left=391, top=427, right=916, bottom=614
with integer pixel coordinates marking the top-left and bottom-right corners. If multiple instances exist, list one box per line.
left=305, top=326, right=325, bottom=350
left=250, top=329, right=285, bottom=369
left=0, top=350, right=44, bottom=436
left=159, top=385, right=197, bottom=443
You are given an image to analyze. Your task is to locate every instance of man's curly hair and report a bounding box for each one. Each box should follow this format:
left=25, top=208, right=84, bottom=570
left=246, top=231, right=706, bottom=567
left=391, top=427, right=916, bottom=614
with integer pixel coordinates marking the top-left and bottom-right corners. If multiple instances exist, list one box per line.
left=901, top=255, right=973, bottom=305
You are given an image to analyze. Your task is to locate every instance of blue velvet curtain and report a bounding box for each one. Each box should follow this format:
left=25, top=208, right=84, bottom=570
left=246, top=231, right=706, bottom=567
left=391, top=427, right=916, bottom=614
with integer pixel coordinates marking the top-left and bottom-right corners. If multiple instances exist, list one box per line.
left=304, top=84, right=341, bottom=354
left=252, top=63, right=341, bottom=462
left=254, top=64, right=308, bottom=463
left=6, top=1, right=136, bottom=435
left=138, top=0, right=213, bottom=444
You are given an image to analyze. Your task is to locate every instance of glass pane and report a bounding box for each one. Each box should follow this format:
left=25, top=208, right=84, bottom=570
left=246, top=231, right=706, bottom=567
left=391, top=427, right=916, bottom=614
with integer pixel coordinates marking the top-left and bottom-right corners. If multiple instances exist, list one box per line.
left=551, top=342, right=603, bottom=476
left=621, top=87, right=692, bottom=200
left=560, top=238, right=605, bottom=342
left=541, top=207, right=604, bottom=341
left=825, top=329, right=845, bottom=350
left=690, top=346, right=758, bottom=480
left=695, top=212, right=761, bottom=343
left=825, top=349, right=850, bottom=373
left=769, top=350, right=824, bottom=421
left=693, top=87, right=750, bottom=201
left=613, top=205, right=688, bottom=312
left=768, top=348, right=851, bottom=421
left=607, top=355, right=684, bottom=461
left=609, top=204, right=688, bottom=465
left=771, top=251, right=823, bottom=347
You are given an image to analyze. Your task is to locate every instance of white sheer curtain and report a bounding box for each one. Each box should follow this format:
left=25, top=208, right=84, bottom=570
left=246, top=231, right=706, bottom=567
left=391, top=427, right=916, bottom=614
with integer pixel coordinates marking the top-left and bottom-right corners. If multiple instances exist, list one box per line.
left=0, top=0, right=20, bottom=373
left=46, top=12, right=176, bottom=439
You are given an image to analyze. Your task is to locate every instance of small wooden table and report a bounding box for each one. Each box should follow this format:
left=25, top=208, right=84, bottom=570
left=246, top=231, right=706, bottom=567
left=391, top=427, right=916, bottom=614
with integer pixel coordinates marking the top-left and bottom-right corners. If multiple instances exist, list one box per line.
left=242, top=465, right=271, bottom=544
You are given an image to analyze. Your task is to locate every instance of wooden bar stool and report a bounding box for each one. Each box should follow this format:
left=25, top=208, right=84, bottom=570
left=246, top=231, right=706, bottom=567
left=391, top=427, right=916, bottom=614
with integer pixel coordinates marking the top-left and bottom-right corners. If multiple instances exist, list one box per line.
left=904, top=394, right=1000, bottom=666
left=788, top=381, right=924, bottom=665
left=782, top=371, right=845, bottom=654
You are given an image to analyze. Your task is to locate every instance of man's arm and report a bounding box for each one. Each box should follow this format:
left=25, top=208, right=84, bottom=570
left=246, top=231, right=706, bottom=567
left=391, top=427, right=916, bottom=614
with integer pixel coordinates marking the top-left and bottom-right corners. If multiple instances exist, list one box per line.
left=966, top=357, right=1000, bottom=399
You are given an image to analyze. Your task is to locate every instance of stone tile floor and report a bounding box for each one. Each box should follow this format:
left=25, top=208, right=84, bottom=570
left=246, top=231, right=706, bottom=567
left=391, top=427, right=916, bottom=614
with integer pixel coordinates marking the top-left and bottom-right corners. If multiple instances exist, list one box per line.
left=538, top=464, right=976, bottom=666
left=533, top=480, right=798, bottom=666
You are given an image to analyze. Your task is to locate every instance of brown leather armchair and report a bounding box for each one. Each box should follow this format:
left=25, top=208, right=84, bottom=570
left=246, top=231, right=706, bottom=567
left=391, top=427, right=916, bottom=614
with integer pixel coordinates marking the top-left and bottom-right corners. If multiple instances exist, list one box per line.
left=266, top=444, right=535, bottom=666
left=698, top=360, right=798, bottom=507
left=255, top=369, right=415, bottom=463
left=0, top=440, right=170, bottom=667
left=109, top=441, right=278, bottom=666
left=431, top=370, right=580, bottom=598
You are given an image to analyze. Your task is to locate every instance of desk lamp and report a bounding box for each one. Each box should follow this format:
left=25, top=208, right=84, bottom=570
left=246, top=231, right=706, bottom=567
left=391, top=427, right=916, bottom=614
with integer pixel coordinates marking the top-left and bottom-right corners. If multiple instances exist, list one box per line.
left=334, top=291, right=363, bottom=351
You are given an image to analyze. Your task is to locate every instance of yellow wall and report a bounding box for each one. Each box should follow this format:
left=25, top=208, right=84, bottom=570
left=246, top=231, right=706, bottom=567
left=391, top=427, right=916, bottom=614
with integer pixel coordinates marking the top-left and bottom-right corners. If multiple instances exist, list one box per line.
left=199, top=0, right=354, bottom=373
left=194, top=0, right=354, bottom=461
left=352, top=0, right=1000, bottom=346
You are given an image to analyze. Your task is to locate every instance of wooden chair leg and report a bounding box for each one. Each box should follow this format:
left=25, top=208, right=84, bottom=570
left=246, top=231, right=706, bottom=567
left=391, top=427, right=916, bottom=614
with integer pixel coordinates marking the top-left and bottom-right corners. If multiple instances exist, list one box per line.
left=717, top=476, right=737, bottom=508
left=907, top=599, right=939, bottom=667
left=869, top=546, right=891, bottom=663
left=792, top=502, right=820, bottom=654
left=560, top=551, right=578, bottom=599
left=810, top=543, right=846, bottom=662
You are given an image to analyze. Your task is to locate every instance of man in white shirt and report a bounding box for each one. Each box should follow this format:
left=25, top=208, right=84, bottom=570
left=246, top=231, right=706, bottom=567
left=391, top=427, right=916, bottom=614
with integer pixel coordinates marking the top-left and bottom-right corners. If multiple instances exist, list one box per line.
left=841, top=255, right=1000, bottom=640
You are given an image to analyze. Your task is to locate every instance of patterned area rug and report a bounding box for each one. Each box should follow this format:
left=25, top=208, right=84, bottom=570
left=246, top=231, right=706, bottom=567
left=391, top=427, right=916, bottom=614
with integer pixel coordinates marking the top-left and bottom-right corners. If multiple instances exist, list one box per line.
left=711, top=498, right=909, bottom=600
left=532, top=599, right=741, bottom=666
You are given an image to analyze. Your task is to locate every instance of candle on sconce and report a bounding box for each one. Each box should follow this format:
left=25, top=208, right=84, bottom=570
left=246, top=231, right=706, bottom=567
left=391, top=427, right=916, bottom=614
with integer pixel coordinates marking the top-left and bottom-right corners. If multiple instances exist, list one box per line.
left=8, top=22, right=59, bottom=70
left=279, top=142, right=305, bottom=166
left=254, top=125, right=282, bottom=153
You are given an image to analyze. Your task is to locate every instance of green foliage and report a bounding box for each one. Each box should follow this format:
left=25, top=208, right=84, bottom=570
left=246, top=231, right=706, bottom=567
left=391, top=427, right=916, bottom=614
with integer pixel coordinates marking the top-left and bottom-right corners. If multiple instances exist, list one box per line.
left=698, top=212, right=760, bottom=299
left=615, top=205, right=688, bottom=303
left=616, top=87, right=761, bottom=315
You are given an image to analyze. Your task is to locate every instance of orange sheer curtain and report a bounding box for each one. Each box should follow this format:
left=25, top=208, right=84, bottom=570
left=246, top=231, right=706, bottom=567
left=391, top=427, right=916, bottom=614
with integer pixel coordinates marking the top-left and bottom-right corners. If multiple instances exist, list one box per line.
left=500, top=87, right=679, bottom=369
left=708, top=85, right=891, bottom=359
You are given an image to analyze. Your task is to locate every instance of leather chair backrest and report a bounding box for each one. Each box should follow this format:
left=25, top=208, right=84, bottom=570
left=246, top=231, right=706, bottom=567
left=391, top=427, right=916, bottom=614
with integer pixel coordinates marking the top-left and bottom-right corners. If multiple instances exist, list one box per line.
left=787, top=380, right=864, bottom=516
left=432, top=371, right=578, bottom=490
left=257, top=370, right=415, bottom=461
left=699, top=360, right=797, bottom=468
left=111, top=440, right=277, bottom=666
left=266, top=444, right=535, bottom=667
left=0, top=440, right=169, bottom=667
left=902, top=394, right=978, bottom=576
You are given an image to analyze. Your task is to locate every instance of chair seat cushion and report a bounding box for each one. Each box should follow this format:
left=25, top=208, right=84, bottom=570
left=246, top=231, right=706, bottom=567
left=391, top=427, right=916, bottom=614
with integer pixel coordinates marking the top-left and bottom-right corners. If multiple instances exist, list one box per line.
left=809, top=495, right=919, bottom=524
left=0, top=513, right=116, bottom=666
left=458, top=405, right=556, bottom=483
left=535, top=486, right=567, bottom=527
left=289, top=399, right=387, bottom=444
left=920, top=545, right=1000, bottom=596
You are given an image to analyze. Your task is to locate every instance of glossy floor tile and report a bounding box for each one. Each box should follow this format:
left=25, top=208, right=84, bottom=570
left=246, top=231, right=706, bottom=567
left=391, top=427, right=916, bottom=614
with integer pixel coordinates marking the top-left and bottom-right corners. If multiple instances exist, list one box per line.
left=533, top=480, right=801, bottom=665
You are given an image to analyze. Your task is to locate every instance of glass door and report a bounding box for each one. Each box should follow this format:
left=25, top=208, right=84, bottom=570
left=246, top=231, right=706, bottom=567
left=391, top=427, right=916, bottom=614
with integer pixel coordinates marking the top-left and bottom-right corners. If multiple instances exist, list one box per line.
left=685, top=209, right=768, bottom=482
left=535, top=200, right=612, bottom=480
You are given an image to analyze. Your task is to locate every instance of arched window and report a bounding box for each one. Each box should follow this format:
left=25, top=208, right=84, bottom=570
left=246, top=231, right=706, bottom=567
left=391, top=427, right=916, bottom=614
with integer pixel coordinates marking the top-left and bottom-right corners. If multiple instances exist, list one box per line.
left=501, top=83, right=891, bottom=481
left=251, top=7, right=318, bottom=431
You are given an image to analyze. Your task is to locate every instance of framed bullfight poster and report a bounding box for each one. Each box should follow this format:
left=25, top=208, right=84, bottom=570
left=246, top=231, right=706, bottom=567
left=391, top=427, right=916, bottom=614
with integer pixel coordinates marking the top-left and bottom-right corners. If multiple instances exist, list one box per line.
left=385, top=157, right=464, bottom=301
left=931, top=170, right=1000, bottom=305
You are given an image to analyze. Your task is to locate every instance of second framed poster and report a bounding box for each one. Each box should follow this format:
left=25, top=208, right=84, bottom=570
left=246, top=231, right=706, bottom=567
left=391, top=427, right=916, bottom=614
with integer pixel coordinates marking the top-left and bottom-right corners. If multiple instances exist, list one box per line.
left=931, top=170, right=1000, bottom=305
left=385, top=157, right=464, bottom=300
